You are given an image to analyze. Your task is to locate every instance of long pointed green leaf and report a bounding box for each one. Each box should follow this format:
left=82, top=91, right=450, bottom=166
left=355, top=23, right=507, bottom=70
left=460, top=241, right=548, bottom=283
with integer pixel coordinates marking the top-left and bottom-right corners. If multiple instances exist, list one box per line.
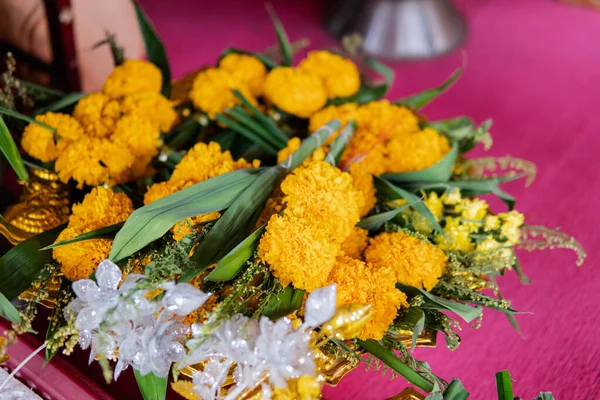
left=263, top=286, right=305, bottom=320
left=534, top=393, right=555, bottom=400
left=134, top=370, right=167, bottom=400
left=357, top=339, right=435, bottom=393
left=227, top=106, right=286, bottom=149
left=325, top=120, right=356, bottom=166
left=0, top=116, right=28, bottom=181
left=32, top=93, right=86, bottom=116
left=495, top=370, right=514, bottom=400
left=428, top=117, right=492, bottom=154
left=374, top=177, right=443, bottom=234
left=0, top=106, right=55, bottom=131
left=215, top=114, right=279, bottom=154
left=133, top=1, right=171, bottom=97
left=395, top=68, right=462, bottom=110
left=0, top=291, right=21, bottom=324
left=283, top=120, right=340, bottom=170
left=206, top=225, right=266, bottom=281
left=110, top=169, right=259, bottom=262
left=357, top=202, right=413, bottom=231
left=0, top=224, right=65, bottom=300
left=41, top=222, right=123, bottom=251
left=442, top=379, right=470, bottom=400
left=265, top=3, right=293, bottom=66
left=232, top=90, right=289, bottom=144
left=381, top=142, right=459, bottom=184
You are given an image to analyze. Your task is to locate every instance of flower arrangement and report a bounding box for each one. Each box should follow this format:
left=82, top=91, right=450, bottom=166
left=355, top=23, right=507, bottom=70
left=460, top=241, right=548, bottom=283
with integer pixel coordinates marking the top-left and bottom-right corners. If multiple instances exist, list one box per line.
left=0, top=4, right=586, bottom=400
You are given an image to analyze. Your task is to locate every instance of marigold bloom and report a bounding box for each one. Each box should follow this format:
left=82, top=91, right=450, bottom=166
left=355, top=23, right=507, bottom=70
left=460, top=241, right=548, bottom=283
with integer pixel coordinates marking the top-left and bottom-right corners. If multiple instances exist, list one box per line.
left=349, top=161, right=376, bottom=216
left=73, top=93, right=121, bottom=137
left=21, top=113, right=84, bottom=162
left=219, top=53, right=267, bottom=96
left=264, top=67, right=327, bottom=118
left=53, top=187, right=133, bottom=280
left=298, top=50, right=361, bottom=99
left=121, top=92, right=178, bottom=132
left=340, top=227, right=369, bottom=259
left=329, top=256, right=407, bottom=340
left=384, top=128, right=450, bottom=174
left=365, top=231, right=448, bottom=291
left=308, top=103, right=359, bottom=144
left=103, top=59, right=162, bottom=99
left=189, top=68, right=256, bottom=119
left=111, top=114, right=161, bottom=158
left=55, top=136, right=134, bottom=188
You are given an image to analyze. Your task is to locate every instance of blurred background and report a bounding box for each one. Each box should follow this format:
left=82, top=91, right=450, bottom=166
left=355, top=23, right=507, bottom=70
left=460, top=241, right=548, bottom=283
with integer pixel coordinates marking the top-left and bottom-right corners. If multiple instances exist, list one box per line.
left=1, top=0, right=599, bottom=399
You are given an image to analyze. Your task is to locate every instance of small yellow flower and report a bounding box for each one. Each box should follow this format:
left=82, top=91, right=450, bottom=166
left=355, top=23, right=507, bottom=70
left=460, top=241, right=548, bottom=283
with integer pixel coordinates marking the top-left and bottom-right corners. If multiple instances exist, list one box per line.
left=73, top=93, right=121, bottom=138
left=499, top=210, right=525, bottom=245
left=189, top=68, right=256, bottom=119
left=411, top=192, right=444, bottom=234
left=484, top=215, right=501, bottom=231
left=456, top=198, right=489, bottom=231
left=219, top=53, right=267, bottom=96
left=264, top=67, right=327, bottom=118
left=441, top=188, right=462, bottom=205
left=384, top=127, right=450, bottom=174
left=21, top=113, right=84, bottom=162
left=103, top=59, right=162, bottom=99
left=365, top=231, right=448, bottom=291
left=436, top=217, right=474, bottom=252
left=121, top=92, right=178, bottom=132
left=329, top=256, right=407, bottom=340
left=298, top=50, right=361, bottom=99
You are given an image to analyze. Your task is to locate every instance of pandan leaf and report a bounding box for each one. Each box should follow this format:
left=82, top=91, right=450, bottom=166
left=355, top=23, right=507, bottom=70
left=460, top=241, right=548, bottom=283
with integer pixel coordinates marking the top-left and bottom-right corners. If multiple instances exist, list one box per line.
left=215, top=113, right=279, bottom=154
left=41, top=222, right=123, bottom=251
left=0, top=291, right=21, bottom=324
left=495, top=370, right=514, bottom=400
left=357, top=339, right=435, bottom=393
left=232, top=91, right=289, bottom=146
left=32, top=92, right=86, bottom=116
left=133, top=1, right=172, bottom=97
left=0, top=106, right=55, bottom=131
left=0, top=224, right=65, bottom=300
left=381, top=141, right=459, bottom=184
left=284, top=120, right=341, bottom=170
left=396, top=68, right=462, bottom=110
left=163, top=116, right=202, bottom=150
left=325, top=120, right=356, bottom=166
left=134, top=370, right=168, bottom=400
left=441, top=379, right=470, bottom=400
left=110, top=169, right=260, bottom=262
left=397, top=283, right=482, bottom=323
left=356, top=202, right=413, bottom=231
left=374, top=177, right=443, bottom=234
left=265, top=4, right=293, bottom=66
left=428, top=117, right=492, bottom=153
left=263, top=286, right=305, bottom=319
left=0, top=116, right=28, bottom=181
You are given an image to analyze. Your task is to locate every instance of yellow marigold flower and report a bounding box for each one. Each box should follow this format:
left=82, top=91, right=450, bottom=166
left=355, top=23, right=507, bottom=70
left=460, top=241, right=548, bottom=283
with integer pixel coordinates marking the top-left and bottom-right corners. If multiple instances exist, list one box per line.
left=281, top=161, right=363, bottom=241
left=255, top=189, right=285, bottom=228
left=385, top=128, right=450, bottom=174
left=273, top=376, right=322, bottom=400
left=436, top=217, right=475, bottom=252
left=349, top=161, right=376, bottom=216
left=121, top=92, right=178, bottom=132
left=264, top=67, right=327, bottom=118
left=498, top=210, right=525, bottom=245
left=21, top=113, right=84, bottom=162
left=111, top=114, right=161, bottom=158
left=259, top=215, right=341, bottom=291
left=73, top=93, right=121, bottom=138
left=455, top=198, right=489, bottom=231
left=357, top=101, right=419, bottom=139
left=329, top=256, right=407, bottom=340
left=365, top=231, right=448, bottom=291
left=298, top=50, right=361, bottom=99
left=143, top=180, right=183, bottom=205
left=103, top=59, right=162, bottom=99
left=484, top=215, right=501, bottom=231
left=341, top=226, right=369, bottom=259
left=55, top=136, right=134, bottom=188
left=309, top=103, right=359, bottom=145
left=441, top=187, right=462, bottom=205
left=189, top=68, right=256, bottom=119
left=219, top=53, right=267, bottom=97
left=170, top=141, right=257, bottom=185
left=53, top=187, right=133, bottom=280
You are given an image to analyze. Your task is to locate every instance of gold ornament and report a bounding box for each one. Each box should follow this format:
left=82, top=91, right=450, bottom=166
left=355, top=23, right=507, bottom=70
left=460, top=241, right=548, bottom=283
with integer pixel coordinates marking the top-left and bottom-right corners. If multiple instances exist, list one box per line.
left=386, top=387, right=426, bottom=400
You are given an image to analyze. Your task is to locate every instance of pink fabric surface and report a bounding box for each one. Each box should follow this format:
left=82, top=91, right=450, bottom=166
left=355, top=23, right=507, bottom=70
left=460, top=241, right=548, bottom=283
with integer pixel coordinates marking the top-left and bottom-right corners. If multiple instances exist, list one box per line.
left=139, top=0, right=600, bottom=398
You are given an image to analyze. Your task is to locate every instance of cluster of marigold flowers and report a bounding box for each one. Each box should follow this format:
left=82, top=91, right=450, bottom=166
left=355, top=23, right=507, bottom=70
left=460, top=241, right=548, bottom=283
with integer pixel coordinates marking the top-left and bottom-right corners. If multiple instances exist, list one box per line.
left=21, top=60, right=177, bottom=188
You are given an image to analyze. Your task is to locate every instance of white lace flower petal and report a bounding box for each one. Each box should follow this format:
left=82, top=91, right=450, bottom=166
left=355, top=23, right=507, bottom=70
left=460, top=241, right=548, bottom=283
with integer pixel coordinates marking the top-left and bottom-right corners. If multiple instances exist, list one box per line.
left=72, top=279, right=102, bottom=303
left=304, top=283, right=337, bottom=327
left=160, top=282, right=211, bottom=316
left=95, top=259, right=122, bottom=291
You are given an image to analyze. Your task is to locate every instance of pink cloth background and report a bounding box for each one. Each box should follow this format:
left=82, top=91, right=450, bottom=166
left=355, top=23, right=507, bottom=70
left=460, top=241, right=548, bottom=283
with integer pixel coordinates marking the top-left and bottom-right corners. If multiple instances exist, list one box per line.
left=137, top=0, right=600, bottom=398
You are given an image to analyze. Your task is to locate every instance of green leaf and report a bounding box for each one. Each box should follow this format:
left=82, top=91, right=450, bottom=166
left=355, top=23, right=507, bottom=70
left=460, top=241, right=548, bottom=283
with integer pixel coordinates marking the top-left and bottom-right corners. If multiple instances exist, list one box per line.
left=0, top=116, right=28, bottom=181
left=0, top=291, right=21, bottom=324
left=381, top=141, right=459, bottom=184
left=0, top=224, right=65, bottom=300
left=442, top=379, right=470, bottom=400
left=410, top=308, right=425, bottom=352
left=534, top=393, right=555, bottom=400
left=32, top=92, right=86, bottom=116
left=397, top=283, right=482, bottom=323
left=41, top=222, right=123, bottom=251
left=110, top=169, right=259, bottom=262
left=282, top=120, right=340, bottom=170
left=186, top=167, right=285, bottom=279
left=263, top=286, right=305, bottom=319
left=265, top=4, right=293, bottom=66
left=226, top=106, right=287, bottom=149
left=495, top=370, right=514, bottom=400
left=19, top=80, right=65, bottom=101
left=428, top=117, right=492, bottom=154
left=374, top=177, right=443, bottom=234
left=325, top=120, right=356, bottom=166
left=511, top=250, right=531, bottom=285
left=328, top=58, right=395, bottom=105
left=0, top=106, right=56, bottom=131
left=357, top=202, right=413, bottom=231
left=215, top=113, right=279, bottom=154
left=219, top=48, right=278, bottom=69
left=232, top=91, right=289, bottom=145
left=396, top=68, right=462, bottom=110
left=164, top=117, right=202, bottom=150
left=357, top=339, right=435, bottom=393
left=133, top=1, right=171, bottom=97
left=134, top=370, right=168, bottom=400
left=206, top=225, right=266, bottom=281
left=92, top=32, right=125, bottom=66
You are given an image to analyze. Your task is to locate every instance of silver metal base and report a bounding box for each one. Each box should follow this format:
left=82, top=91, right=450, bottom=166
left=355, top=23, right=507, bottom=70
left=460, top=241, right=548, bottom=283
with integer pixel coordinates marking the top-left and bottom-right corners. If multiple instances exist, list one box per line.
left=324, top=0, right=467, bottom=60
